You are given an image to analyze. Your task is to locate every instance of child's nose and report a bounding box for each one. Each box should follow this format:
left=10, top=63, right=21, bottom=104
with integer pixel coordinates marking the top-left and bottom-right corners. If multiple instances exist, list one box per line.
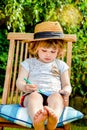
left=46, top=52, right=50, bottom=56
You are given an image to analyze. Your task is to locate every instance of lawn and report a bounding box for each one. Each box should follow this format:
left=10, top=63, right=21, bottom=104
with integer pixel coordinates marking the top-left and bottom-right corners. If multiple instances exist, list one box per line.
left=4, top=124, right=87, bottom=130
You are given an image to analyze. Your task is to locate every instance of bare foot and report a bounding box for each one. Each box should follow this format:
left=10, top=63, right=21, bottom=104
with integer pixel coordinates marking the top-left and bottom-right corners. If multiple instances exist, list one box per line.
left=44, top=106, right=59, bottom=130
left=33, top=109, right=48, bottom=130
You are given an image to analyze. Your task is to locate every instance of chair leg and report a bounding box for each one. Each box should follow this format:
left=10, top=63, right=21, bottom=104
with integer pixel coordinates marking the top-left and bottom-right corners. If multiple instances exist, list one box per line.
left=64, top=123, right=71, bottom=130
left=0, top=127, right=3, bottom=130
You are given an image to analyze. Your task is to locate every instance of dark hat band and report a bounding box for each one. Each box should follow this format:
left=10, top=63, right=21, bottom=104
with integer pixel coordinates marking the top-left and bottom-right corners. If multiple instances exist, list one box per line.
left=34, top=32, right=64, bottom=39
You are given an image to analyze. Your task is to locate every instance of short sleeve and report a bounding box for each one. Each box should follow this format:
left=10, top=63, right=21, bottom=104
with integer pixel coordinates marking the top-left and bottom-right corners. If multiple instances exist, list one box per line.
left=56, top=59, right=69, bottom=74
left=21, top=59, right=30, bottom=72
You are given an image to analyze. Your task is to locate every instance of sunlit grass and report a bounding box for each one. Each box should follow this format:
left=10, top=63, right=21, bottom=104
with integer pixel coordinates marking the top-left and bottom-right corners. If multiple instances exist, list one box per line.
left=4, top=124, right=87, bottom=130
left=71, top=124, right=87, bottom=130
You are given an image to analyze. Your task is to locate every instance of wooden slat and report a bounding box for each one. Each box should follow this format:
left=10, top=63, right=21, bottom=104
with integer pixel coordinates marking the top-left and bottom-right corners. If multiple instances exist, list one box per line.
left=66, top=42, right=72, bottom=76
left=7, top=32, right=76, bottom=42
left=15, top=41, right=25, bottom=102
left=20, top=41, right=25, bottom=62
left=0, top=117, right=31, bottom=129
left=10, top=41, right=20, bottom=103
left=2, top=40, right=15, bottom=104
left=8, top=32, right=34, bottom=40
left=64, top=34, right=76, bottom=42
left=24, top=43, right=29, bottom=59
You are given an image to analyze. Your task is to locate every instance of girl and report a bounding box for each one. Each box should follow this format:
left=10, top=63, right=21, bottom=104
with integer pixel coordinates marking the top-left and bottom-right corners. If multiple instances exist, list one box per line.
left=16, top=21, right=72, bottom=130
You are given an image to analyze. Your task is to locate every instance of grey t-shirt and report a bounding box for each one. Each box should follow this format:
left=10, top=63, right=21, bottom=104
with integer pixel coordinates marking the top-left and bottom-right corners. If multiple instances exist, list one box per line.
left=21, top=58, right=69, bottom=95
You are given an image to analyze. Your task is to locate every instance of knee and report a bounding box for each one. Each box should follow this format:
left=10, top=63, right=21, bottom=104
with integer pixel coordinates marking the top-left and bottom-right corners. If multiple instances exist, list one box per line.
left=47, top=93, right=63, bottom=103
left=28, top=91, right=43, bottom=101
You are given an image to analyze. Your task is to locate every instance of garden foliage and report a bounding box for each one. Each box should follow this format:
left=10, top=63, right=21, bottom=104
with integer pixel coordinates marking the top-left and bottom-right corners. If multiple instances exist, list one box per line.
left=0, top=0, right=87, bottom=98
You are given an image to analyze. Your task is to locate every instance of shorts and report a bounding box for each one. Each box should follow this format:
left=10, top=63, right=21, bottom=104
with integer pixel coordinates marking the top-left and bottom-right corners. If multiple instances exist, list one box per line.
left=20, top=92, right=48, bottom=107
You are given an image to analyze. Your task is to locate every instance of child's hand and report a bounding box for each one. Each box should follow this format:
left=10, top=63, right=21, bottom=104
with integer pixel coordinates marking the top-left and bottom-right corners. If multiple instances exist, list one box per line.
left=24, top=84, right=38, bottom=93
left=59, top=89, right=69, bottom=96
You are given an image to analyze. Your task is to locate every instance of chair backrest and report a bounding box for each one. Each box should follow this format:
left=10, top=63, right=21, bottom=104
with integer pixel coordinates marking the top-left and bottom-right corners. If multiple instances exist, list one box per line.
left=1, top=32, right=76, bottom=104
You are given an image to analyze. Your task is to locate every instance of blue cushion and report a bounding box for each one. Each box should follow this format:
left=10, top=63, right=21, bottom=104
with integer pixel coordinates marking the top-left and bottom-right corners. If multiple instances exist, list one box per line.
left=0, top=104, right=84, bottom=128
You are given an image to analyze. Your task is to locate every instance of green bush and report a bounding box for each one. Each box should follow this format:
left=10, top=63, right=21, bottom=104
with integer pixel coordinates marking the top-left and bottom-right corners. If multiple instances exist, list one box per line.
left=0, top=29, right=9, bottom=93
left=71, top=22, right=87, bottom=97
left=0, top=0, right=87, bottom=98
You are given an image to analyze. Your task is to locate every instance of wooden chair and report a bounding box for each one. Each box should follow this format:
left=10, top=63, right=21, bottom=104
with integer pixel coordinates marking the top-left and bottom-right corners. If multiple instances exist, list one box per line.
left=0, top=32, right=76, bottom=130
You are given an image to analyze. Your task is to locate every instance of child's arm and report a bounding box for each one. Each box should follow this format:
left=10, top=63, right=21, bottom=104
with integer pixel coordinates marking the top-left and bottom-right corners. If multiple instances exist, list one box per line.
left=16, top=65, right=37, bottom=92
left=60, top=70, right=71, bottom=106
left=60, top=70, right=72, bottom=96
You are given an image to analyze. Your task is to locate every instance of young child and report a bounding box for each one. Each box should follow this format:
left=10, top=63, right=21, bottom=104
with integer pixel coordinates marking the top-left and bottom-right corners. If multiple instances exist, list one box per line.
left=16, top=21, right=72, bottom=130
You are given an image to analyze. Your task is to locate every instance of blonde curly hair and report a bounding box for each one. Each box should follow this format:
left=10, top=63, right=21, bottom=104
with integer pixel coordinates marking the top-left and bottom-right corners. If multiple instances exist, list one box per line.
left=28, top=39, right=66, bottom=58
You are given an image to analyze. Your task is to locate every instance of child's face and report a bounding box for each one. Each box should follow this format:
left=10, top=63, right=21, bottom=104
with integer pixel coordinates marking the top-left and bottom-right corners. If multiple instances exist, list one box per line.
left=37, top=47, right=58, bottom=63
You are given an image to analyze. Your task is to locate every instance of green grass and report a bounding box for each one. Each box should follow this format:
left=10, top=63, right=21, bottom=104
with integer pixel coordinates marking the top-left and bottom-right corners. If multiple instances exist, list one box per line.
left=4, top=127, right=28, bottom=130
left=4, top=124, right=87, bottom=130
left=71, top=124, right=87, bottom=130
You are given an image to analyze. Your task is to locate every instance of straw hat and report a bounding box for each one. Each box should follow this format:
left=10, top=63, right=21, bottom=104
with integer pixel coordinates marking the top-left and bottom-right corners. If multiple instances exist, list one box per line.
left=28, top=21, right=76, bottom=42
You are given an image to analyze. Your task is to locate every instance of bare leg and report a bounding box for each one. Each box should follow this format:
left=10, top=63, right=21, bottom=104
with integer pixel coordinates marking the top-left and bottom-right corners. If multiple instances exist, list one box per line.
left=44, top=106, right=58, bottom=130
left=46, top=93, right=64, bottom=130
left=24, top=91, right=47, bottom=130
left=24, top=91, right=43, bottom=121
left=33, top=109, right=48, bottom=130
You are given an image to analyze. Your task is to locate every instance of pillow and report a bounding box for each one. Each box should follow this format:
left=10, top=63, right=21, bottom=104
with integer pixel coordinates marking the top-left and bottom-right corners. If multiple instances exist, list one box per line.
left=0, top=104, right=84, bottom=128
